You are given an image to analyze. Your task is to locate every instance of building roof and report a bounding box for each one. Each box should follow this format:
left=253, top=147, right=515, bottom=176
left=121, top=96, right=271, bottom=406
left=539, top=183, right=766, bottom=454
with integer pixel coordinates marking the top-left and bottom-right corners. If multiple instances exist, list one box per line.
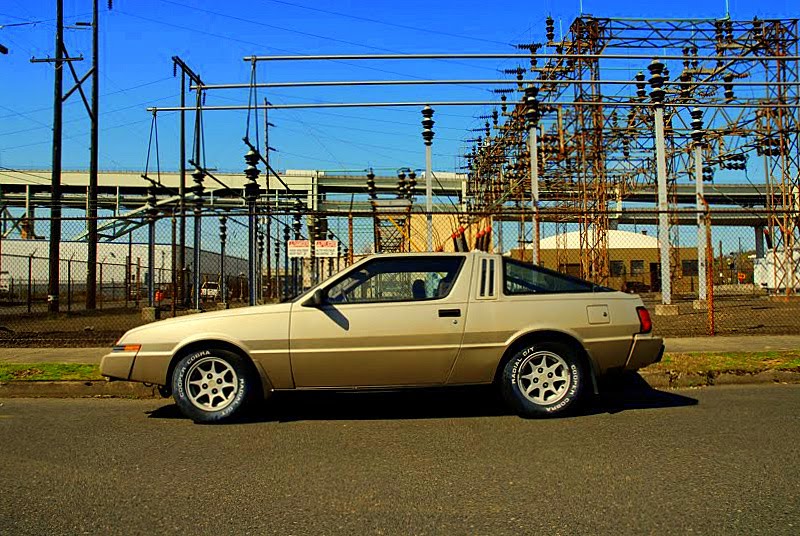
left=538, top=229, right=660, bottom=250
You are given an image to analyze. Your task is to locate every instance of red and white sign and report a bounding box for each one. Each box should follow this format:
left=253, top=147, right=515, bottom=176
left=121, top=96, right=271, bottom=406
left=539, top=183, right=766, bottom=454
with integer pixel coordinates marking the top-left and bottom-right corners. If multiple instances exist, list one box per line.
left=287, top=239, right=311, bottom=258
left=315, top=240, right=339, bottom=258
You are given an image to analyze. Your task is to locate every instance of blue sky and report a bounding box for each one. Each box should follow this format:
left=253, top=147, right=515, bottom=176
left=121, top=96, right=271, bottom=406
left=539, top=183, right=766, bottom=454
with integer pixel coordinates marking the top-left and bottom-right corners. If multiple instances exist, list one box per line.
left=0, top=0, right=796, bottom=176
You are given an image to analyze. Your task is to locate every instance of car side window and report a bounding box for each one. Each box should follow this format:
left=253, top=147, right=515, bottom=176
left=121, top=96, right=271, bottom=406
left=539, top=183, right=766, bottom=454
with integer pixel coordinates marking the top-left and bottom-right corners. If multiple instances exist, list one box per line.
left=503, top=258, right=610, bottom=294
left=326, top=257, right=464, bottom=304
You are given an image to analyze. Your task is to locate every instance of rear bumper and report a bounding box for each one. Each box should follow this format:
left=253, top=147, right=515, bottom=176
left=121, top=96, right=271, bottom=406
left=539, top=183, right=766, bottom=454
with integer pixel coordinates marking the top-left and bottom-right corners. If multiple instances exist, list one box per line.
left=624, top=335, right=664, bottom=371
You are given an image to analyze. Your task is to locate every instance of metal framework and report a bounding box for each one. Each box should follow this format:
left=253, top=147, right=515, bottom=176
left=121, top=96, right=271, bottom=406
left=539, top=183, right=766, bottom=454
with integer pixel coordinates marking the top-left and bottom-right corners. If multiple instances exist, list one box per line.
left=7, top=14, right=798, bottom=307
left=465, top=16, right=799, bottom=295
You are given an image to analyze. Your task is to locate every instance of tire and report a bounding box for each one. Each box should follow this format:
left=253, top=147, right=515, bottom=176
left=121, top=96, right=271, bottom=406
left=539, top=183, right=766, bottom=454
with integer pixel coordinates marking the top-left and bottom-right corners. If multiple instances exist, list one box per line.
left=500, top=341, right=586, bottom=418
left=172, top=347, right=261, bottom=423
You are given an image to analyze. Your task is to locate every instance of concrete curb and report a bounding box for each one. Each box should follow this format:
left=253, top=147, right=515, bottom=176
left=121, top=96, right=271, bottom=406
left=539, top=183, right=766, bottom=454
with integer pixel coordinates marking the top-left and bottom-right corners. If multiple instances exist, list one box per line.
left=0, top=380, right=162, bottom=399
left=1, top=371, right=799, bottom=399
left=639, top=370, right=800, bottom=389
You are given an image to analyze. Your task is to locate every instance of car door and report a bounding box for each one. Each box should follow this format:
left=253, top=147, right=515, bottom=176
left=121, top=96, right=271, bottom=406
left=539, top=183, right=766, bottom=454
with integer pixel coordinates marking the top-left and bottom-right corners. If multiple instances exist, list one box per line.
left=289, top=255, right=469, bottom=387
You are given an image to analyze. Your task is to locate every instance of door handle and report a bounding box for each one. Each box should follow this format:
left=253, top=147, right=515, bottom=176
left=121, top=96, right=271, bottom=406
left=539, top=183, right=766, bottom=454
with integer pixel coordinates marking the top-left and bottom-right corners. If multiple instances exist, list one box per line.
left=438, top=308, right=461, bottom=318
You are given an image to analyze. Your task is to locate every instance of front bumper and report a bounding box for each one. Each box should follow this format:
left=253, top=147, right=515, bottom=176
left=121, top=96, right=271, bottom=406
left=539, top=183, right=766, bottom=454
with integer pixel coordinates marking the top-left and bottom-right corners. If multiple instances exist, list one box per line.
left=100, top=349, right=139, bottom=381
left=624, top=335, right=665, bottom=371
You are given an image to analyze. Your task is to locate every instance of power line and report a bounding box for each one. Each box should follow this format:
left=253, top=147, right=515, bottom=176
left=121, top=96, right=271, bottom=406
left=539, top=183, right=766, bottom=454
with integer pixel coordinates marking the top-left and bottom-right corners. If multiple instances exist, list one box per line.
left=0, top=76, right=174, bottom=121
left=262, top=0, right=513, bottom=47
left=156, top=0, right=499, bottom=75
left=303, top=108, right=467, bottom=132
left=0, top=12, right=40, bottom=23
left=0, top=166, right=51, bottom=185
left=1, top=115, right=160, bottom=151
left=156, top=0, right=416, bottom=55
left=0, top=19, right=46, bottom=27
left=112, top=10, right=489, bottom=83
left=0, top=93, right=179, bottom=138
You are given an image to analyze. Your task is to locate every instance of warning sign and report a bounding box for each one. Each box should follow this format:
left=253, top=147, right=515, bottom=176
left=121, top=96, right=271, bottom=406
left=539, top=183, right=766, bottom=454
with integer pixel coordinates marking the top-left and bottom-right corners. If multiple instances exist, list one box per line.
left=315, top=240, right=339, bottom=258
left=287, top=239, right=311, bottom=258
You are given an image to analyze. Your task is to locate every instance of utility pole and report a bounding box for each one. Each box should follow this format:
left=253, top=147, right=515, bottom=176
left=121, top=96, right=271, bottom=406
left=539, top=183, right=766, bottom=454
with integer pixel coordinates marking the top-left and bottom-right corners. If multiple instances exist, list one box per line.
left=244, top=147, right=260, bottom=306
left=421, top=106, right=435, bottom=251
left=86, top=0, right=99, bottom=310
left=33, top=0, right=106, bottom=311
left=30, top=0, right=85, bottom=313
left=525, top=85, right=541, bottom=265
left=171, top=56, right=203, bottom=308
left=647, top=59, right=676, bottom=315
left=690, top=108, right=707, bottom=305
left=47, top=0, right=64, bottom=314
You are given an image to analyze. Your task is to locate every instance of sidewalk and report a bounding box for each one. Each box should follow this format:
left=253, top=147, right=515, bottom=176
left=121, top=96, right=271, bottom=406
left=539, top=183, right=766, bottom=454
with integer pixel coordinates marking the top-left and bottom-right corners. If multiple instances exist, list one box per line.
left=0, top=334, right=798, bottom=364
left=0, top=347, right=108, bottom=364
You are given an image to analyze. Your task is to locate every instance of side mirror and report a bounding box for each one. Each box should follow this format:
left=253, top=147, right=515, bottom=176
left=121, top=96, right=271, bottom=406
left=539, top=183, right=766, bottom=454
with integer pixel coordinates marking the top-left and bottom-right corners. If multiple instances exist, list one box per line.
left=303, top=288, right=326, bottom=307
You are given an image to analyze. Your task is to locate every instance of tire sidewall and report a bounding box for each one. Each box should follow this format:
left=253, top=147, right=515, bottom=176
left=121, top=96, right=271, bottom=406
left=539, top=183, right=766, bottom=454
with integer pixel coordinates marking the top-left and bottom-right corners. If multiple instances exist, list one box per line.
left=172, top=349, right=254, bottom=423
left=502, top=342, right=584, bottom=417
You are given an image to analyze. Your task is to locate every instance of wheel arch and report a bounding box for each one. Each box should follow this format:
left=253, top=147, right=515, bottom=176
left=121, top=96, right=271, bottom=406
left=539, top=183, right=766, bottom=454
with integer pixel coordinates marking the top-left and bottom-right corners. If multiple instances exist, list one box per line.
left=493, top=329, right=599, bottom=393
left=165, top=339, right=272, bottom=399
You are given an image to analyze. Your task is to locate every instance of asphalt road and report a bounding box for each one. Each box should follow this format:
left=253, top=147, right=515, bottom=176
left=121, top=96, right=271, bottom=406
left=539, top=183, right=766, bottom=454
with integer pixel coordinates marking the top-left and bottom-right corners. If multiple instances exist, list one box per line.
left=1, top=383, right=798, bottom=535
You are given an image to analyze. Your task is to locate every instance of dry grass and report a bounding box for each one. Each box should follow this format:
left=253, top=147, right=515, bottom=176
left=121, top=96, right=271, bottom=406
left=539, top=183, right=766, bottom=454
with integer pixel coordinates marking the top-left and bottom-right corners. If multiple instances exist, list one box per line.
left=646, top=351, right=800, bottom=375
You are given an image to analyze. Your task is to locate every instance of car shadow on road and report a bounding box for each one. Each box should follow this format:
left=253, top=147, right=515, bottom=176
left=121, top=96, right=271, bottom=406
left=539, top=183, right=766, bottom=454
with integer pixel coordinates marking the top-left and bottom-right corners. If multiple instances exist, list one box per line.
left=587, top=372, right=698, bottom=416
left=146, top=372, right=697, bottom=423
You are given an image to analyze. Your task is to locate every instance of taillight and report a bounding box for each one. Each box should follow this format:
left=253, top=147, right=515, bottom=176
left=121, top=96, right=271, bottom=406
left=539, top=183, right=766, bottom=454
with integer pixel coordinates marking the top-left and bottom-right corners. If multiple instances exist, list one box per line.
left=636, top=306, right=652, bottom=334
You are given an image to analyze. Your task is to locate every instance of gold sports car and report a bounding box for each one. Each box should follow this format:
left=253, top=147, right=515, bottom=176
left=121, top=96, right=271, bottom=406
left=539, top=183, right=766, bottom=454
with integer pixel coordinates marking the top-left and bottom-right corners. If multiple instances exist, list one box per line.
left=101, top=252, right=663, bottom=423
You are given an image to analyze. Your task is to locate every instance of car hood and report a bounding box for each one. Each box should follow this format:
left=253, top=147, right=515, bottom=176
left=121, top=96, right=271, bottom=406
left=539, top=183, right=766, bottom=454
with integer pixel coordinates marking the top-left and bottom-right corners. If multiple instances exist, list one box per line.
left=116, top=302, right=293, bottom=346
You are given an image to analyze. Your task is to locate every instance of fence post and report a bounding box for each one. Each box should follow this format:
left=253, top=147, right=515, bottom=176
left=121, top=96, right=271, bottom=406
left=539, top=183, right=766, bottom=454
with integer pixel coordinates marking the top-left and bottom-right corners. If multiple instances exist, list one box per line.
left=67, top=258, right=72, bottom=313
left=27, top=254, right=32, bottom=313
left=99, top=262, right=103, bottom=309
left=265, top=210, right=271, bottom=300
left=706, top=216, right=715, bottom=335
left=171, top=211, right=177, bottom=317
left=283, top=225, right=289, bottom=300
left=147, top=214, right=156, bottom=308
left=348, top=212, right=354, bottom=266
left=135, top=258, right=141, bottom=307
left=273, top=232, right=280, bottom=301
left=219, top=216, right=227, bottom=308
left=124, top=255, right=130, bottom=308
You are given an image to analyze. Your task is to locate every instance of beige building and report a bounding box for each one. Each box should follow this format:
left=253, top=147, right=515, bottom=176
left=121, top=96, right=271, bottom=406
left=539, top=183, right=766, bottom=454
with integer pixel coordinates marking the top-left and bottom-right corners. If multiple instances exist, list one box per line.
left=408, top=214, right=493, bottom=253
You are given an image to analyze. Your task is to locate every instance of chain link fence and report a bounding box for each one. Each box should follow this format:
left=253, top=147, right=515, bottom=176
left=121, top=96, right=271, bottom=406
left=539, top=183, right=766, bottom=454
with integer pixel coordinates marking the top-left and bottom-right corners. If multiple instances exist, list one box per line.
left=0, top=210, right=796, bottom=346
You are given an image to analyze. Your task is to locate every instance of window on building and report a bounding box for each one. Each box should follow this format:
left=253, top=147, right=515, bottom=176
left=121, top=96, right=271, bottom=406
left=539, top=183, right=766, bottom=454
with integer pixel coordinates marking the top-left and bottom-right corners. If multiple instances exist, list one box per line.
left=630, top=260, right=644, bottom=275
left=610, top=260, right=626, bottom=276
left=558, top=264, right=582, bottom=278
left=682, top=259, right=699, bottom=276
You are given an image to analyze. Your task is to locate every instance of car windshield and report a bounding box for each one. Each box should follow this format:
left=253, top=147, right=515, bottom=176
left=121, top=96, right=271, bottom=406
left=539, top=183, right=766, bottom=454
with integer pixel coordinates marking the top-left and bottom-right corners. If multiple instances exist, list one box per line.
left=204, top=283, right=218, bottom=289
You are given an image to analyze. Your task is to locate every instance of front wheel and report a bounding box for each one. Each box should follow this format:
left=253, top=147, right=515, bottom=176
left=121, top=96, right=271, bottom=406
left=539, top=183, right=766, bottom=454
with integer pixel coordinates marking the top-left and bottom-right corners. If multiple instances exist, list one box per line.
left=500, top=341, right=586, bottom=417
left=172, top=348, right=260, bottom=423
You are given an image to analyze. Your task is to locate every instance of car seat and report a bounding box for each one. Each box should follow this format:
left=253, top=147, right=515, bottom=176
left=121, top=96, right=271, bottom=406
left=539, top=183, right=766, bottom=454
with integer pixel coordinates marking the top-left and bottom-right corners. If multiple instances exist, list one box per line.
left=411, top=279, right=427, bottom=300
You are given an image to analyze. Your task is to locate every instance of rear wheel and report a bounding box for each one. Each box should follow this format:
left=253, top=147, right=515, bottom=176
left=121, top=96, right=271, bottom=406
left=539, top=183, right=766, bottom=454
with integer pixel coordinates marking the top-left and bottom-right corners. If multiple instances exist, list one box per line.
left=500, top=341, right=586, bottom=417
left=172, top=348, right=260, bottom=423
